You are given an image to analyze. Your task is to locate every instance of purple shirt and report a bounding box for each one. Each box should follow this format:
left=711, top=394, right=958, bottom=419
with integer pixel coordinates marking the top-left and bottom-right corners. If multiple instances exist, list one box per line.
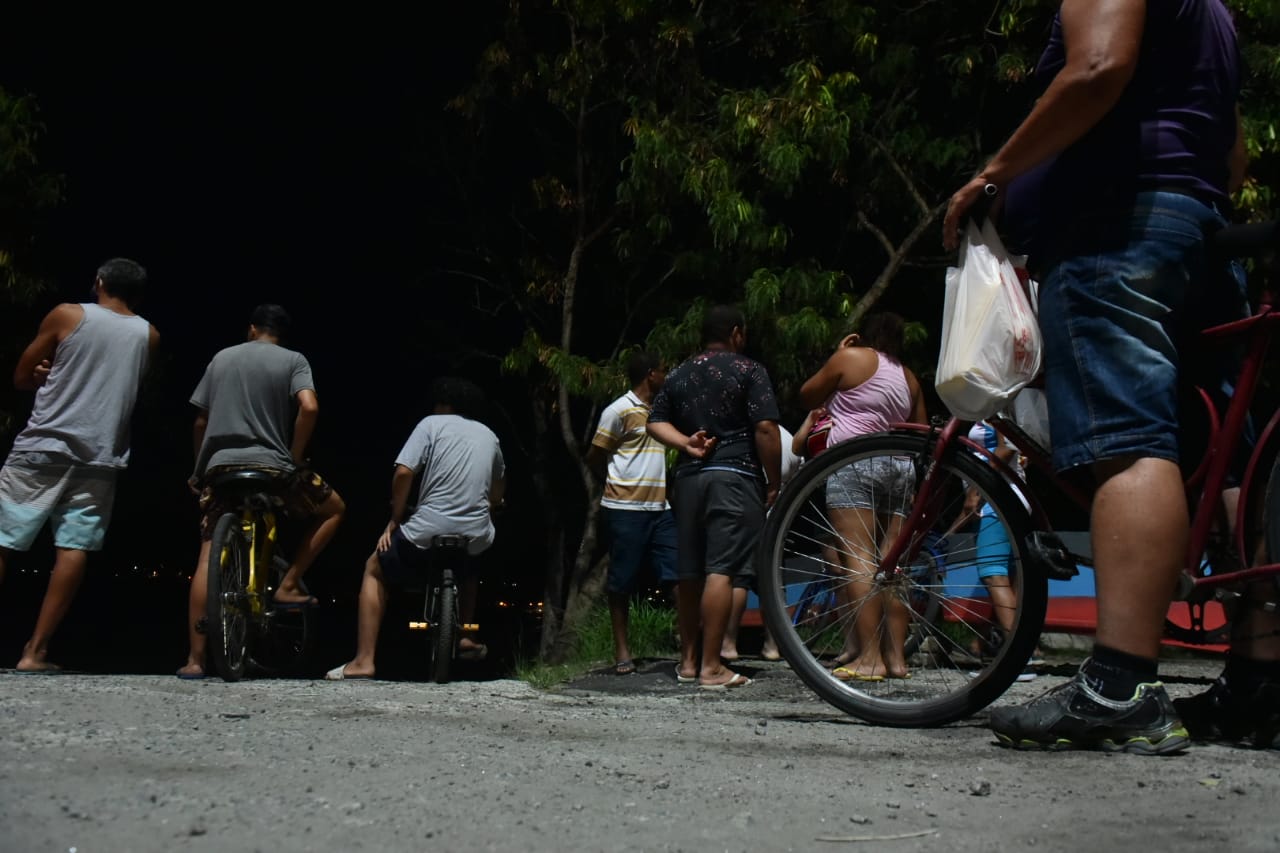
left=1005, top=0, right=1240, bottom=258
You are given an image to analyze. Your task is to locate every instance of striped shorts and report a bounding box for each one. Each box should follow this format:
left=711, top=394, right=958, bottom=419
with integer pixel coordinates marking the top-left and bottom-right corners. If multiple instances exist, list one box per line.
left=0, top=452, right=118, bottom=552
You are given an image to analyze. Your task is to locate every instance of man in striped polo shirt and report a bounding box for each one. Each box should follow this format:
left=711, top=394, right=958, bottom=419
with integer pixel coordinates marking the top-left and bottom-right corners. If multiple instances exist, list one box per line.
left=587, top=351, right=676, bottom=675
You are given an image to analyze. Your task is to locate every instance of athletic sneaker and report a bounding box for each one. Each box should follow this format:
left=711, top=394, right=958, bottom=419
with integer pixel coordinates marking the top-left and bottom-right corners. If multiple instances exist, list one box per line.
left=989, top=671, right=1189, bottom=754
left=1174, top=676, right=1280, bottom=749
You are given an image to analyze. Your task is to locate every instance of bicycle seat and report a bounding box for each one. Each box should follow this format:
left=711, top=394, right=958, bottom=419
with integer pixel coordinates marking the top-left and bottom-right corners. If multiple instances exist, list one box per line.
left=206, top=469, right=290, bottom=492
left=431, top=534, right=471, bottom=552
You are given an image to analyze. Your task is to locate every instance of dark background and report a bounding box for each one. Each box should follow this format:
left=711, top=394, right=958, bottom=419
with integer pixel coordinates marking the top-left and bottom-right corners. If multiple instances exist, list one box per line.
left=0, top=14, right=548, bottom=675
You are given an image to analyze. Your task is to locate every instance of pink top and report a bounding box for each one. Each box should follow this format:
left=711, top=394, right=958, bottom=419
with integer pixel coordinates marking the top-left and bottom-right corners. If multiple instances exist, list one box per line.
left=826, top=351, right=913, bottom=446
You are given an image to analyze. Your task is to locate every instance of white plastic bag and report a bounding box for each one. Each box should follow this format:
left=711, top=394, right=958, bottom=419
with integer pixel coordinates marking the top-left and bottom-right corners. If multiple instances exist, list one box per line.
left=1005, top=387, right=1051, bottom=450
left=935, top=219, right=1042, bottom=421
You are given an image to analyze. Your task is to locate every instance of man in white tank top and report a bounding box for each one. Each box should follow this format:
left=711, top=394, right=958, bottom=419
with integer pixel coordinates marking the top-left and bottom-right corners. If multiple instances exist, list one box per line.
left=0, top=258, right=159, bottom=672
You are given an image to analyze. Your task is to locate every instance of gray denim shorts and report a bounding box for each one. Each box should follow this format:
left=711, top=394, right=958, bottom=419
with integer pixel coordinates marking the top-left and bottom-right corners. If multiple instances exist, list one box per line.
left=824, top=456, right=915, bottom=515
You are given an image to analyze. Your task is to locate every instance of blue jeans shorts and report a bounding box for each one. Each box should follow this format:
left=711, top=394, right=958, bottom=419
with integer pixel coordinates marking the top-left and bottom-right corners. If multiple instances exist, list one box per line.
left=601, top=507, right=678, bottom=594
left=1038, top=191, right=1229, bottom=472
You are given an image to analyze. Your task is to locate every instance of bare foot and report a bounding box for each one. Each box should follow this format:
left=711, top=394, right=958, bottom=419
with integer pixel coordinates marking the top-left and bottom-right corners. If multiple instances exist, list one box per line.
left=720, top=647, right=739, bottom=662
left=175, top=663, right=205, bottom=679
left=324, top=662, right=374, bottom=680
left=16, top=657, right=62, bottom=673
left=699, top=666, right=748, bottom=688
left=272, top=586, right=318, bottom=607
left=831, top=656, right=890, bottom=681
left=761, top=643, right=781, bottom=662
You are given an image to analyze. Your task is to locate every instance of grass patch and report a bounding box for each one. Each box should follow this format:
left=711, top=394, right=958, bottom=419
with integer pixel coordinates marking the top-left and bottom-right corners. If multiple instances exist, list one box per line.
left=514, top=599, right=678, bottom=687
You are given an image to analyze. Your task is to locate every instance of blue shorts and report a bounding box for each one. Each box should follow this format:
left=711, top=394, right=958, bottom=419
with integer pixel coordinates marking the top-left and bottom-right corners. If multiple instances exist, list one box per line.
left=0, top=452, right=118, bottom=552
left=975, top=513, right=1012, bottom=580
left=601, top=507, right=677, bottom=594
left=1039, top=192, right=1228, bottom=472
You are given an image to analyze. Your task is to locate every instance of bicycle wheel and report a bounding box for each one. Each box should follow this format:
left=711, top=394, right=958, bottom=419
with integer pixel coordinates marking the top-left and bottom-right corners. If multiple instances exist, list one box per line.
left=758, top=430, right=1047, bottom=727
left=206, top=512, right=252, bottom=682
left=250, top=554, right=315, bottom=676
left=429, top=583, right=457, bottom=684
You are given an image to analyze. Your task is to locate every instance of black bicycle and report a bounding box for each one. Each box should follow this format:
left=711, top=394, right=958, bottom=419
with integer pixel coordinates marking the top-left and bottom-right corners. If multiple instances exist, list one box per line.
left=406, top=534, right=472, bottom=683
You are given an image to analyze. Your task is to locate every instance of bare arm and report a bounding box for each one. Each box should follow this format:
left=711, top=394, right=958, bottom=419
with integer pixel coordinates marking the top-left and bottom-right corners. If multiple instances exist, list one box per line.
left=755, top=420, right=782, bottom=509
left=904, top=369, right=929, bottom=425
left=14, top=304, right=80, bottom=390
left=1229, top=106, right=1248, bottom=194
left=646, top=420, right=718, bottom=458
left=585, top=444, right=610, bottom=481
left=792, top=409, right=820, bottom=456
left=378, top=463, right=417, bottom=552
left=291, top=389, right=319, bottom=465
left=943, top=0, right=1146, bottom=247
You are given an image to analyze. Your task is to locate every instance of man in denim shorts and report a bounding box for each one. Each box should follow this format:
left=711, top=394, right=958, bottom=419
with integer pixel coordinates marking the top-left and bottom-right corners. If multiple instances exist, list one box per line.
left=648, top=305, right=782, bottom=689
left=943, top=0, right=1244, bottom=753
left=178, top=305, right=345, bottom=679
left=1, top=258, right=159, bottom=671
left=587, top=351, right=677, bottom=675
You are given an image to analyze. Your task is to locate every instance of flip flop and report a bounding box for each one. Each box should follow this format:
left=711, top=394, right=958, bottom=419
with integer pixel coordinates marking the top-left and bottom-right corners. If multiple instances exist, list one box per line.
left=674, top=666, right=697, bottom=684
left=699, top=672, right=751, bottom=691
left=458, top=644, right=488, bottom=662
left=832, top=667, right=885, bottom=683
left=324, top=664, right=373, bottom=681
left=614, top=659, right=636, bottom=675
left=175, top=668, right=208, bottom=680
left=13, top=666, right=64, bottom=675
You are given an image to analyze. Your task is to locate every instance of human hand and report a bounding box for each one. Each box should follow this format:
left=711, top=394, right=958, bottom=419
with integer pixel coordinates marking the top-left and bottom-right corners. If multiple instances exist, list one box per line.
left=32, top=359, right=51, bottom=387
left=377, top=522, right=397, bottom=553
left=942, top=177, right=1002, bottom=251
left=685, top=430, right=718, bottom=459
left=765, top=483, right=780, bottom=510
left=187, top=475, right=201, bottom=497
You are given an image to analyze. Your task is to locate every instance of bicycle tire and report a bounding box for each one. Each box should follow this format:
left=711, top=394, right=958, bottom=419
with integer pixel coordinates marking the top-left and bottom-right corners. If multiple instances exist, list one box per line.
left=206, top=512, right=251, bottom=682
left=250, top=554, right=315, bottom=676
left=431, top=583, right=457, bottom=684
left=758, top=430, right=1047, bottom=727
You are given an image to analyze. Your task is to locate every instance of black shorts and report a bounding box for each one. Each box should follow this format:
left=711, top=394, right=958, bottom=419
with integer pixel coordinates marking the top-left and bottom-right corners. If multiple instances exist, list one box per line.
left=376, top=528, right=475, bottom=586
left=673, top=469, right=765, bottom=584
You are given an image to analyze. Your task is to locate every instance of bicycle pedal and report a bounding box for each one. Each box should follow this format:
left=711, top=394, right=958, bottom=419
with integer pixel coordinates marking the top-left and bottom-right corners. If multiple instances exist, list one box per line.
left=1026, top=532, right=1080, bottom=581
left=462, top=623, right=480, bottom=632
left=408, top=621, right=431, bottom=631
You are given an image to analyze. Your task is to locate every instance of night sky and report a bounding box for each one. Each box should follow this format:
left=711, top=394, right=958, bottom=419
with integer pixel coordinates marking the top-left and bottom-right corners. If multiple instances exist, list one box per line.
left=0, top=14, right=549, bottom=671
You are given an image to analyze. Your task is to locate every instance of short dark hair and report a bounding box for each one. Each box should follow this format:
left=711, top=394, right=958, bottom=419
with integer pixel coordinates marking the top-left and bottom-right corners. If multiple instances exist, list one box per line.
left=249, top=304, right=292, bottom=339
left=626, top=351, right=661, bottom=387
left=431, top=376, right=485, bottom=419
left=858, top=311, right=906, bottom=360
left=702, top=304, right=745, bottom=346
left=96, top=258, right=148, bottom=308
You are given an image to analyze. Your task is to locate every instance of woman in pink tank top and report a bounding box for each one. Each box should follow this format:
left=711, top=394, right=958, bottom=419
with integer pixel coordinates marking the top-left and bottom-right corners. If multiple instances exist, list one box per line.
left=798, top=313, right=927, bottom=680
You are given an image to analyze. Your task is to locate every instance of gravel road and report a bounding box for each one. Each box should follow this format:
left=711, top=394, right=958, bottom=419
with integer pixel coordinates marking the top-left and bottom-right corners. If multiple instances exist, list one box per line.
left=2, top=657, right=1277, bottom=852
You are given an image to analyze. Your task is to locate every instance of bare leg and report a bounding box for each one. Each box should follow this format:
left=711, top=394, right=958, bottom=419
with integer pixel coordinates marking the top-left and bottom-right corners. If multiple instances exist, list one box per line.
left=984, top=576, right=1018, bottom=634
left=721, top=586, right=747, bottom=660
left=699, top=574, right=740, bottom=685
left=17, top=548, right=89, bottom=671
left=831, top=507, right=891, bottom=679
left=608, top=592, right=632, bottom=665
left=825, top=540, right=858, bottom=667
left=878, top=514, right=911, bottom=678
left=178, top=539, right=214, bottom=677
left=458, top=575, right=485, bottom=655
left=337, top=552, right=386, bottom=678
left=676, top=577, right=703, bottom=680
left=276, top=491, right=345, bottom=604
left=1092, top=458, right=1186, bottom=659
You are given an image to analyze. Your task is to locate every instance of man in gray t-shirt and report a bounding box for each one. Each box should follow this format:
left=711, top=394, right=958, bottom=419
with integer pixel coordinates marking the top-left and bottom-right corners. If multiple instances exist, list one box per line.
left=178, top=304, right=346, bottom=680
left=325, top=377, right=505, bottom=681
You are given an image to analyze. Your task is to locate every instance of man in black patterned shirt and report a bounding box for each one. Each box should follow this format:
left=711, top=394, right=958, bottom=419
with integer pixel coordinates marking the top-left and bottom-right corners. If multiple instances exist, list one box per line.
left=648, top=305, right=781, bottom=689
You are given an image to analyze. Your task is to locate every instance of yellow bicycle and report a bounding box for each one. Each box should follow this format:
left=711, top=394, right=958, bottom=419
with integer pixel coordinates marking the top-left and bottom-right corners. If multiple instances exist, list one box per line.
left=205, top=470, right=313, bottom=682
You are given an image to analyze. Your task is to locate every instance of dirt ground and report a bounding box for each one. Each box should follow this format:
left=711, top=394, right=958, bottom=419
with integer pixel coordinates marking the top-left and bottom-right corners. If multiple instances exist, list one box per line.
left=2, top=656, right=1278, bottom=852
